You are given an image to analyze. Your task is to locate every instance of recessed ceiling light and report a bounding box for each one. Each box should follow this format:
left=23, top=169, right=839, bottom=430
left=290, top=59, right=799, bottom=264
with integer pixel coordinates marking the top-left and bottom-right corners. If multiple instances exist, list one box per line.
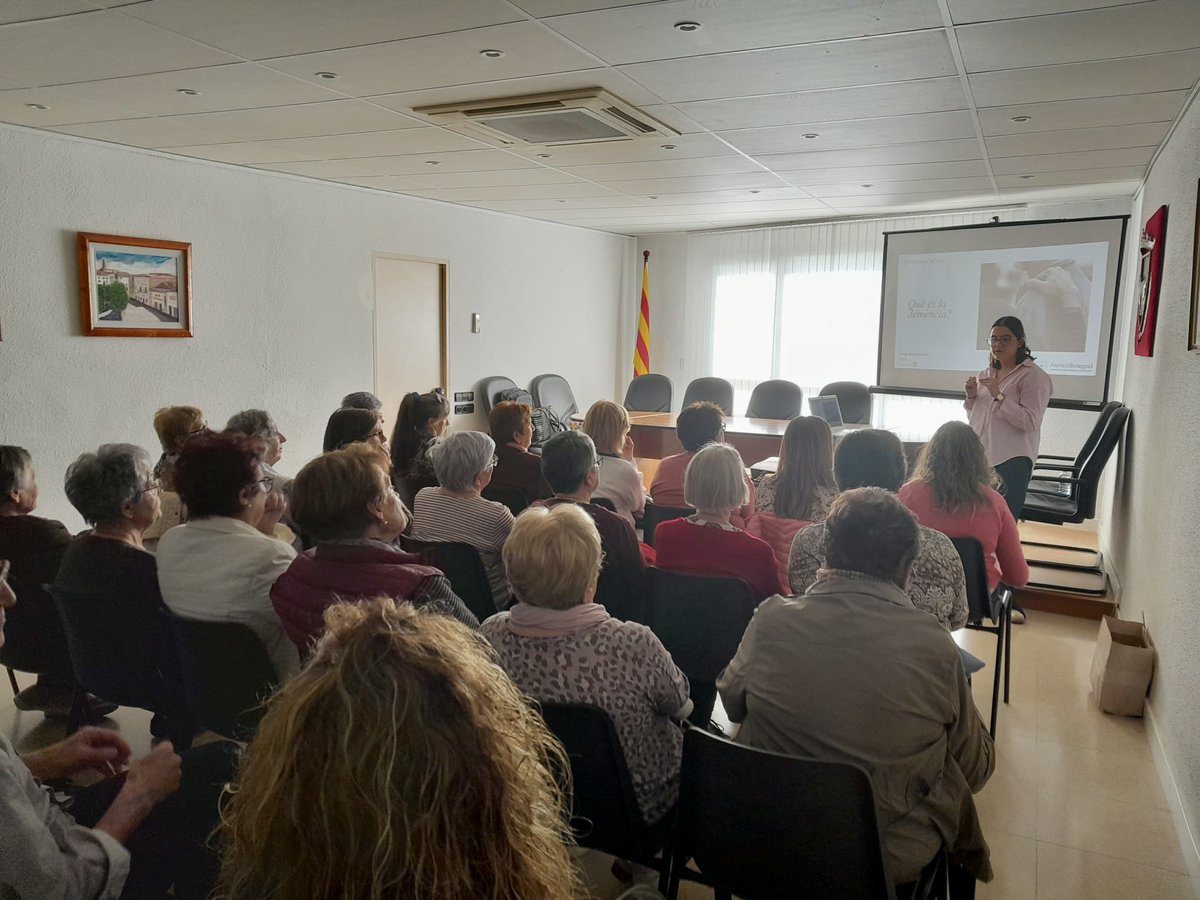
left=536, top=153, right=552, bottom=159
left=861, top=183, right=874, bottom=188
left=176, top=88, right=200, bottom=96
left=648, top=196, right=658, bottom=200
left=480, top=49, right=505, bottom=59
left=25, top=103, right=49, bottom=110
left=674, top=21, right=702, bottom=32
left=749, top=190, right=761, bottom=194
left=315, top=71, right=338, bottom=80
left=1019, top=174, right=1035, bottom=180
left=802, top=133, right=819, bottom=139
left=660, top=143, right=677, bottom=150
left=425, top=160, right=441, bottom=166
left=1010, top=115, right=1032, bottom=123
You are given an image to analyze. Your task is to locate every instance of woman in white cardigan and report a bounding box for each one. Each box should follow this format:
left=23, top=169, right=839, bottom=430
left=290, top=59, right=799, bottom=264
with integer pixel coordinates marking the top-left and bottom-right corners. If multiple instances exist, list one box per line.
left=582, top=400, right=647, bottom=526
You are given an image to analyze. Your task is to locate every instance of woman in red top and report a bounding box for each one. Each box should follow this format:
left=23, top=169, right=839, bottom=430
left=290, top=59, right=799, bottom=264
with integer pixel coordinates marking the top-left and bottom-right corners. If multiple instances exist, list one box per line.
left=654, top=443, right=785, bottom=601
left=898, top=421, right=1029, bottom=593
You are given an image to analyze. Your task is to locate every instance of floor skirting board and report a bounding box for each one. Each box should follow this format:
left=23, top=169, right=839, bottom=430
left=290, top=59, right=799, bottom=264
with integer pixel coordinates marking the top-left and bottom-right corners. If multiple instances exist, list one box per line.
left=1145, top=700, right=1200, bottom=887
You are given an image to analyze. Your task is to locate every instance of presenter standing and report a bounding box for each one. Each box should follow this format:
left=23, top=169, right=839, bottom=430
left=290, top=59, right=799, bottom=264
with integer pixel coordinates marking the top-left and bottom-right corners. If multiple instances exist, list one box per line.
left=964, top=316, right=1053, bottom=523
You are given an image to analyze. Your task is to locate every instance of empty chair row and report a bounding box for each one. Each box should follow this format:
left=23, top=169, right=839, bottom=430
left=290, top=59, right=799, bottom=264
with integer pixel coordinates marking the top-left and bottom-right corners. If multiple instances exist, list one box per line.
left=628, top=374, right=871, bottom=423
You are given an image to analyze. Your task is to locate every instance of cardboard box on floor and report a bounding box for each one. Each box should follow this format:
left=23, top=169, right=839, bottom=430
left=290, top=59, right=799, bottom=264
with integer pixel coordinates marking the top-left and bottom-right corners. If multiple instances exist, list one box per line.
left=1089, top=615, right=1156, bottom=716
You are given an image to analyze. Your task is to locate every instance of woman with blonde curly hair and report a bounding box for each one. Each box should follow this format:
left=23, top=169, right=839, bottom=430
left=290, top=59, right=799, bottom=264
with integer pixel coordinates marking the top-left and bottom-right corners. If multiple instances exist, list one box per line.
left=899, top=420, right=1028, bottom=593
left=217, top=597, right=577, bottom=900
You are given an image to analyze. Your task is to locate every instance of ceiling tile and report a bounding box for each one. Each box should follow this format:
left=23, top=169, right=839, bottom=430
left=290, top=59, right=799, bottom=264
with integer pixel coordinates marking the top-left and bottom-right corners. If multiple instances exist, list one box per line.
left=167, top=142, right=319, bottom=164
left=46, top=117, right=242, bottom=148
left=969, top=50, right=1200, bottom=107
left=998, top=181, right=1140, bottom=200
left=504, top=132, right=737, bottom=165
left=501, top=0, right=656, bottom=16
left=50, top=63, right=339, bottom=116
left=618, top=187, right=824, bottom=206
left=990, top=147, right=1154, bottom=175
left=545, top=0, right=942, bottom=65
left=471, top=194, right=657, bottom=210
left=756, top=139, right=983, bottom=170
left=263, top=22, right=601, bottom=97
left=403, top=182, right=626, bottom=202
left=0, top=10, right=237, bottom=86
left=780, top=160, right=990, bottom=183
left=635, top=103, right=707, bottom=135
left=264, top=127, right=489, bottom=159
left=979, top=92, right=1188, bottom=135
left=985, top=122, right=1169, bottom=157
left=345, top=149, right=539, bottom=176
left=947, top=0, right=1142, bottom=25
left=561, top=155, right=765, bottom=181
left=0, top=86, right=146, bottom=125
left=161, top=99, right=422, bottom=141
left=721, top=110, right=977, bottom=155
left=250, top=159, right=378, bottom=178
left=619, top=31, right=957, bottom=103
left=831, top=189, right=996, bottom=208
left=676, top=77, right=968, bottom=131
left=382, top=167, right=583, bottom=189
left=602, top=172, right=798, bottom=195
left=805, top=177, right=996, bottom=197
left=0, top=1, right=95, bottom=24
left=957, top=0, right=1200, bottom=72
left=121, top=0, right=522, bottom=59
left=993, top=167, right=1147, bottom=189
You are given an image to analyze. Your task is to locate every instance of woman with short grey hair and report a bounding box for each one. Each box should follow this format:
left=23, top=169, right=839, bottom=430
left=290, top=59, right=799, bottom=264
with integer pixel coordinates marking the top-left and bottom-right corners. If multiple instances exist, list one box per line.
left=409, top=432, right=515, bottom=609
left=225, top=409, right=287, bottom=470
left=654, top=442, right=786, bottom=601
left=64, top=444, right=158, bottom=530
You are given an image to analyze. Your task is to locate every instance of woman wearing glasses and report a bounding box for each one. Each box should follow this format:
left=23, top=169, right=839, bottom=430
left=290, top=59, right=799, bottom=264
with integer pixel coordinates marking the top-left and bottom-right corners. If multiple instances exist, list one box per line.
left=157, top=432, right=300, bottom=680
left=964, top=315, right=1053, bottom=523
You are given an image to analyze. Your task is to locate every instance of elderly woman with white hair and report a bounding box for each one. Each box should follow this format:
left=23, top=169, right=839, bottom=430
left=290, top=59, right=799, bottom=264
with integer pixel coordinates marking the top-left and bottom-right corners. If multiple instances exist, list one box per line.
left=653, top=442, right=786, bottom=601
left=482, top=504, right=690, bottom=826
left=409, top=431, right=515, bottom=609
left=225, top=409, right=288, bottom=481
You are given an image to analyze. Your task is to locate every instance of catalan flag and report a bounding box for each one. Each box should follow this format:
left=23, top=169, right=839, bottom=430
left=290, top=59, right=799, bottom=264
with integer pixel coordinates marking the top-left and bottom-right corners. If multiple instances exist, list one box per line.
left=634, top=250, right=650, bottom=377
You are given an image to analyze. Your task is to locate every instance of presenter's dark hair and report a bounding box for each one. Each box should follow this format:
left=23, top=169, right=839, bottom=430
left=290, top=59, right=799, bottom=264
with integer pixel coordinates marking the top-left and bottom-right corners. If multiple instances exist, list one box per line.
left=992, top=316, right=1036, bottom=364
left=391, top=390, right=450, bottom=475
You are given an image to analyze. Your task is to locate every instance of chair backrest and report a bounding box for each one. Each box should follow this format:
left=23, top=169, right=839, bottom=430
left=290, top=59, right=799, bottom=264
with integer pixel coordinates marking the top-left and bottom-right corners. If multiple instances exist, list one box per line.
left=624, top=374, right=673, bottom=412
left=0, top=581, right=72, bottom=678
left=746, top=379, right=804, bottom=420
left=676, top=728, right=893, bottom=900
left=478, top=376, right=517, bottom=416
left=681, top=377, right=734, bottom=416
left=1070, top=400, right=1123, bottom=467
left=640, top=502, right=693, bottom=548
left=819, top=381, right=872, bottom=425
left=529, top=373, right=579, bottom=421
left=164, top=611, right=277, bottom=741
left=1073, top=405, right=1131, bottom=519
left=540, top=702, right=659, bottom=856
left=744, top=512, right=812, bottom=589
left=949, top=537, right=993, bottom=625
left=481, top=484, right=529, bottom=516
left=400, top=538, right=498, bottom=621
left=590, top=496, right=617, bottom=513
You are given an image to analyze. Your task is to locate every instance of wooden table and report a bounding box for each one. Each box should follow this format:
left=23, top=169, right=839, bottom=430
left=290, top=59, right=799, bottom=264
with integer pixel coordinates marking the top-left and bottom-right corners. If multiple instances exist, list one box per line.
left=628, top=412, right=791, bottom=463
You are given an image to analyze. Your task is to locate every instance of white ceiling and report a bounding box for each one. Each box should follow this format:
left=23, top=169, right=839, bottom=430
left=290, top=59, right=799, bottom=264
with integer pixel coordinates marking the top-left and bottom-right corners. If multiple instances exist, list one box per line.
left=1, top=0, right=1198, bottom=234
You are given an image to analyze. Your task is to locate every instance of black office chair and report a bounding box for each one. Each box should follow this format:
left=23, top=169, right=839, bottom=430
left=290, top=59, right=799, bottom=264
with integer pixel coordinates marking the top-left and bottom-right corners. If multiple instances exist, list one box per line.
left=478, top=376, right=518, bottom=416
left=51, top=588, right=196, bottom=748
left=624, top=374, right=673, bottom=412
left=666, top=728, right=894, bottom=900
left=481, top=484, right=530, bottom=516
left=818, top=381, right=872, bottom=424
left=590, top=496, right=617, bottom=513
left=540, top=702, right=673, bottom=895
left=681, top=377, right=734, bottom=416
left=400, top=538, right=498, bottom=621
left=0, top=580, right=87, bottom=723
left=1027, top=401, right=1123, bottom=502
left=529, top=373, right=579, bottom=423
left=640, top=502, right=693, bottom=548
left=164, top=611, right=278, bottom=742
left=645, top=568, right=758, bottom=727
left=746, top=379, right=803, bottom=420
left=1022, top=406, right=1130, bottom=525
left=950, top=537, right=1013, bottom=739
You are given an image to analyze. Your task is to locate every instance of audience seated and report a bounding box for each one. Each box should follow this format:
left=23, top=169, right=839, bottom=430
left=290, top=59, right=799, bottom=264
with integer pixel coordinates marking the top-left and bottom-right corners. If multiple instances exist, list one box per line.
left=409, top=431, right=514, bottom=610
left=53, top=443, right=194, bottom=738
left=788, top=429, right=968, bottom=631
left=719, top=488, right=995, bottom=888
left=146, top=405, right=208, bottom=544
left=900, top=421, right=1030, bottom=594
left=482, top=505, right=689, bottom=826
left=390, top=389, right=450, bottom=486
left=755, top=415, right=837, bottom=522
left=649, top=401, right=755, bottom=526
left=218, top=598, right=577, bottom=900
left=654, top=443, right=786, bottom=601
left=582, top=400, right=647, bottom=526
left=340, top=390, right=382, bottom=411
left=488, top=401, right=553, bottom=502
left=271, top=445, right=477, bottom=654
left=321, top=407, right=387, bottom=454
left=0, top=445, right=78, bottom=714
left=0, top=570, right=237, bottom=900
left=532, top=431, right=647, bottom=621
left=225, top=409, right=288, bottom=484
left=156, top=433, right=300, bottom=680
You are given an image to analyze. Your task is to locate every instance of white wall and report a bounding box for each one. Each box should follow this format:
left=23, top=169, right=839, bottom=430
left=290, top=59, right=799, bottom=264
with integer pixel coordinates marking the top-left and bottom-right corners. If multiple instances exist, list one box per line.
left=1099, top=91, right=1200, bottom=864
left=0, top=123, right=633, bottom=527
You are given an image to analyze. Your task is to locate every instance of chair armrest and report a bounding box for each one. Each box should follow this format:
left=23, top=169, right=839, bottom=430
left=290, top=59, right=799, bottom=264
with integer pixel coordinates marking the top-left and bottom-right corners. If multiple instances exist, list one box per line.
left=1032, top=462, right=1076, bottom=473
left=1036, top=454, right=1074, bottom=462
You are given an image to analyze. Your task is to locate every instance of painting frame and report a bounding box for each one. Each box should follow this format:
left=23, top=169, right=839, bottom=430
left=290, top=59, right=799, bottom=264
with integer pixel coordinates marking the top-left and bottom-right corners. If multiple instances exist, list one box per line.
left=77, top=232, right=193, bottom=338
left=1190, top=180, right=1200, bottom=353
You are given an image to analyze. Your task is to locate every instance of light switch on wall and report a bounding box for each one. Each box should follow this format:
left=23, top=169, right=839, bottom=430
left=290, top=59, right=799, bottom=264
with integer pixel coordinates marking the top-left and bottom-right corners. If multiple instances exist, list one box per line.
left=471, top=313, right=481, bottom=333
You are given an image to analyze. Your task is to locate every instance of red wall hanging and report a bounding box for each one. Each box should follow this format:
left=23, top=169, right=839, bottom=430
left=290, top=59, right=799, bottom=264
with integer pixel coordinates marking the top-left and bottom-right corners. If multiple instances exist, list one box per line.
left=1135, top=205, right=1167, bottom=357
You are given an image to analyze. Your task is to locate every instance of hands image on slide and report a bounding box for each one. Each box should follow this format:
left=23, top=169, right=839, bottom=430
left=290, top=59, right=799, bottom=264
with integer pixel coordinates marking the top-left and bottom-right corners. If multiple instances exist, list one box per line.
left=977, top=260, right=1092, bottom=353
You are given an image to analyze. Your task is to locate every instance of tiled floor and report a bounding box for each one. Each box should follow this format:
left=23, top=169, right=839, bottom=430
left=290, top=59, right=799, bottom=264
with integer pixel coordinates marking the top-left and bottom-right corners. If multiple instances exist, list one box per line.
left=4, top=611, right=1197, bottom=899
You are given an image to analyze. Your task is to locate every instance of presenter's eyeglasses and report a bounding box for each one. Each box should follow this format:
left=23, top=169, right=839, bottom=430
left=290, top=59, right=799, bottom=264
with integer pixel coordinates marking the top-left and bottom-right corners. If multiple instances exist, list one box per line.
left=987, top=336, right=1016, bottom=346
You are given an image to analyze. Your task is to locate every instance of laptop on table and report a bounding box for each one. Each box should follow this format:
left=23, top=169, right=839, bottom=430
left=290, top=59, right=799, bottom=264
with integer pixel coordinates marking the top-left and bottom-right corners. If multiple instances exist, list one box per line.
left=808, top=395, right=870, bottom=436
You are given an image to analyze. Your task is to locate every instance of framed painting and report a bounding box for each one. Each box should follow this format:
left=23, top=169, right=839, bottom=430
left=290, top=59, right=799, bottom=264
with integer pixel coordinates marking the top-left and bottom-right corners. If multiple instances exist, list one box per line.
left=1191, top=181, right=1200, bottom=352
left=77, top=232, right=192, bottom=337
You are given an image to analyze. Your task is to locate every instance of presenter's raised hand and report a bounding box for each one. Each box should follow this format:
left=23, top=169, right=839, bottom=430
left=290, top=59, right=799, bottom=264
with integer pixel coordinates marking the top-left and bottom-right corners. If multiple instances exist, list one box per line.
left=965, top=376, right=978, bottom=399
left=977, top=375, right=1000, bottom=399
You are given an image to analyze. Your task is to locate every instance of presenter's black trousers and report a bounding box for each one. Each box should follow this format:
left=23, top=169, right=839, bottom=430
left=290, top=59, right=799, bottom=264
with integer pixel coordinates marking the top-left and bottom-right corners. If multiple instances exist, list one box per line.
left=994, top=456, right=1033, bottom=522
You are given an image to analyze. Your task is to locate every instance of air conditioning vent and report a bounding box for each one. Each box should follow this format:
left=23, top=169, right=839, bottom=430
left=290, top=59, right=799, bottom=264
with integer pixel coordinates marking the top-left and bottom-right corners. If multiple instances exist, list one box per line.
left=414, top=89, right=678, bottom=147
